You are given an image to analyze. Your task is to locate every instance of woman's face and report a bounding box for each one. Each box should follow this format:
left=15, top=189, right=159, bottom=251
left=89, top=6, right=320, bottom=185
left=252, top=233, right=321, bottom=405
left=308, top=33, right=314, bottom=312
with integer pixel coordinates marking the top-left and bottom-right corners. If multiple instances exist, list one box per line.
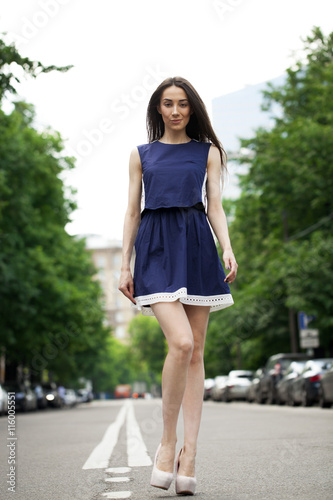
left=157, top=85, right=192, bottom=133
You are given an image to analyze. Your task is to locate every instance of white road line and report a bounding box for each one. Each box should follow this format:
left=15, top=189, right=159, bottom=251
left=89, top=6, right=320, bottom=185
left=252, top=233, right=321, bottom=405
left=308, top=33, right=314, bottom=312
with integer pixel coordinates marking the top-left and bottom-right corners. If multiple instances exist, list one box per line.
left=82, top=403, right=127, bottom=469
left=126, top=400, right=152, bottom=467
left=101, top=493, right=131, bottom=499
left=105, top=477, right=130, bottom=483
left=105, top=467, right=131, bottom=474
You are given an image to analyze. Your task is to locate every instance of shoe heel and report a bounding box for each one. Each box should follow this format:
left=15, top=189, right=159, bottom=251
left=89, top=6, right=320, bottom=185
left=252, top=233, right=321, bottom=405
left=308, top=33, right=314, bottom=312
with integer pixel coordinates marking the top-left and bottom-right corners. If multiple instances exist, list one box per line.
left=150, top=444, right=173, bottom=490
left=175, top=449, right=197, bottom=496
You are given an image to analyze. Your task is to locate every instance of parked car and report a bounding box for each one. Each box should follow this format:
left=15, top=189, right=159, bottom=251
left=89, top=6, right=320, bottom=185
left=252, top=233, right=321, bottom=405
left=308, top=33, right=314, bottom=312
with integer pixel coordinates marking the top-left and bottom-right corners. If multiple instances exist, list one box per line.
left=63, top=388, right=78, bottom=407
left=246, top=368, right=264, bottom=403
left=0, top=383, right=8, bottom=416
left=203, top=378, right=215, bottom=400
left=289, top=359, right=333, bottom=407
left=31, top=384, right=48, bottom=409
left=3, top=381, right=38, bottom=412
left=319, top=362, right=333, bottom=408
left=76, top=388, right=94, bottom=403
left=223, top=370, right=253, bottom=402
left=41, top=382, right=63, bottom=408
left=276, top=361, right=307, bottom=405
left=211, top=376, right=228, bottom=401
left=256, top=353, right=312, bottom=404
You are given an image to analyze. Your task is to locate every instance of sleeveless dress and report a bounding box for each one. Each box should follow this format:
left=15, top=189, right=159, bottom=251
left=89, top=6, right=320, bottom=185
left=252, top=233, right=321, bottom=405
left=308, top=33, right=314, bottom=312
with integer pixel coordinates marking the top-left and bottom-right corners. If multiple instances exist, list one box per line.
left=133, top=139, right=234, bottom=316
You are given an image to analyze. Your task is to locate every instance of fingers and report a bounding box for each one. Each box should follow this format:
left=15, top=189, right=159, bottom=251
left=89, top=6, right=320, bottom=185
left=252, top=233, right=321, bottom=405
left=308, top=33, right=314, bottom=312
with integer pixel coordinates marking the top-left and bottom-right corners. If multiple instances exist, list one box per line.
left=224, top=258, right=238, bottom=283
left=118, top=281, right=136, bottom=305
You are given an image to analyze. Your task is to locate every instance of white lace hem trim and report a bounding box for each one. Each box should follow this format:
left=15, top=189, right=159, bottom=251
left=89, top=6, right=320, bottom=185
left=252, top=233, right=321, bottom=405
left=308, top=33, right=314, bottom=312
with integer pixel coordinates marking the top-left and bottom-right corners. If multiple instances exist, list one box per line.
left=132, top=288, right=234, bottom=316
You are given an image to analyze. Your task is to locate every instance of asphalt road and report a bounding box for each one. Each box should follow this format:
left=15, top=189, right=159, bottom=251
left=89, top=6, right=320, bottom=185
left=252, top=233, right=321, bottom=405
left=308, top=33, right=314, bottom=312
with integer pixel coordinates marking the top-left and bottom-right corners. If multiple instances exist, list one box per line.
left=0, top=398, right=332, bottom=500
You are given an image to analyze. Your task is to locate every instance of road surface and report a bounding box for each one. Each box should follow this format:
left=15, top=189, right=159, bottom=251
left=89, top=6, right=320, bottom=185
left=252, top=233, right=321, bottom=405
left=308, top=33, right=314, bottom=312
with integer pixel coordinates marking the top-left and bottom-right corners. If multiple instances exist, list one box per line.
left=1, top=398, right=332, bottom=499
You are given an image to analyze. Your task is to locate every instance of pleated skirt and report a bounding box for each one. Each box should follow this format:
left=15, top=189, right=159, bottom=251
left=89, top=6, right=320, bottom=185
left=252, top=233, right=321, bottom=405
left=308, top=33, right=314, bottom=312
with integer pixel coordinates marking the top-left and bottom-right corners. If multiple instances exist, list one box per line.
left=133, top=206, right=234, bottom=316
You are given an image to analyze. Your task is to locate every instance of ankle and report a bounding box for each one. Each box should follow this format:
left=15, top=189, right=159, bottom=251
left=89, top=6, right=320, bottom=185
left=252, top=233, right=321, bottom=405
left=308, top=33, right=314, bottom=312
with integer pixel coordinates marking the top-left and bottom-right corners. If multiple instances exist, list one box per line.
left=161, top=437, right=177, bottom=448
left=182, top=444, right=197, bottom=457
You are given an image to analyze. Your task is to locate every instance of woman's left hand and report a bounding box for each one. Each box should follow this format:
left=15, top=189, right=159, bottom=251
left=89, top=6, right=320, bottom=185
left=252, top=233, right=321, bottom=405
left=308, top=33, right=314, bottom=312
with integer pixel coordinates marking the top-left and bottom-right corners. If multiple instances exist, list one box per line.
left=223, top=249, right=238, bottom=283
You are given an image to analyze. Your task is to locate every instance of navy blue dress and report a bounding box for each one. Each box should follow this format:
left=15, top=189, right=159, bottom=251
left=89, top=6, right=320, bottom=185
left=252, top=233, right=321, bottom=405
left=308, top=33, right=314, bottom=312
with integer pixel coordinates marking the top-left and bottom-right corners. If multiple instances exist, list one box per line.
left=133, top=139, right=234, bottom=316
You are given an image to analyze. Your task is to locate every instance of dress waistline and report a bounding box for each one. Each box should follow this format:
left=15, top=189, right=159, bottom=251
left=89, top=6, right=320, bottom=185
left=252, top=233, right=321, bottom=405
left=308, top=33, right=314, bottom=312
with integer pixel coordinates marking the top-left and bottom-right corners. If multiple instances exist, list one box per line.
left=141, top=203, right=205, bottom=219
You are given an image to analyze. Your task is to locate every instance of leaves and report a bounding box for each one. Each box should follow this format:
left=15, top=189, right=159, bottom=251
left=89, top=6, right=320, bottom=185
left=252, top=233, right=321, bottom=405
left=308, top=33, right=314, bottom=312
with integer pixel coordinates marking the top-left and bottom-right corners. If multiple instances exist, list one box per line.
left=205, top=27, right=333, bottom=373
left=0, top=38, right=116, bottom=390
left=0, top=36, right=72, bottom=100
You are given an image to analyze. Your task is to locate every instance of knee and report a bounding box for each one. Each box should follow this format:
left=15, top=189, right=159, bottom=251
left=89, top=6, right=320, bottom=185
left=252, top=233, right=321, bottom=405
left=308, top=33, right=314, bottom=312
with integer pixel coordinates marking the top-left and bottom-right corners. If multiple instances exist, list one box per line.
left=172, top=337, right=194, bottom=362
left=190, top=342, right=204, bottom=365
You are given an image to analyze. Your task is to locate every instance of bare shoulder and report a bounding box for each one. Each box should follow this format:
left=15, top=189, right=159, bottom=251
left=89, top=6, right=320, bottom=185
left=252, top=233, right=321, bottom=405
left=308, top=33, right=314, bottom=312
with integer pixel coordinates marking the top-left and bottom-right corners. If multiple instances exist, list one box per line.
left=130, top=146, right=141, bottom=164
left=129, top=146, right=142, bottom=176
left=207, top=144, right=222, bottom=173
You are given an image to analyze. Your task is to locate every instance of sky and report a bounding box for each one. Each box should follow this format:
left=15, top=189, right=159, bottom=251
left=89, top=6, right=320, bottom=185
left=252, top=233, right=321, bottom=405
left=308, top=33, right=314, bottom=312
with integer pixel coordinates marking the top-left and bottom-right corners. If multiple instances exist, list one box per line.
left=1, top=0, right=332, bottom=241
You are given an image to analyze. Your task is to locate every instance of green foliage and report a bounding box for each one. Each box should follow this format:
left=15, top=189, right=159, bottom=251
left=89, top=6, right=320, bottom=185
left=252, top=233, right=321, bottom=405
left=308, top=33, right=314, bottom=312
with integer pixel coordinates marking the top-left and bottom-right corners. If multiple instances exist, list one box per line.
left=206, top=27, right=333, bottom=373
left=87, top=336, right=135, bottom=393
left=128, top=315, right=167, bottom=385
left=0, top=36, right=72, bottom=100
left=0, top=38, right=121, bottom=390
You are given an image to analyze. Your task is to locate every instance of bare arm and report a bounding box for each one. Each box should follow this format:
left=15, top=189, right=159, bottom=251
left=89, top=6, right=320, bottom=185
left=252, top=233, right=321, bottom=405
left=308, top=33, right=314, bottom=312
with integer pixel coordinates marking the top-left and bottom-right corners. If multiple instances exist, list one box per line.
left=206, top=145, right=238, bottom=283
left=118, top=147, right=142, bottom=304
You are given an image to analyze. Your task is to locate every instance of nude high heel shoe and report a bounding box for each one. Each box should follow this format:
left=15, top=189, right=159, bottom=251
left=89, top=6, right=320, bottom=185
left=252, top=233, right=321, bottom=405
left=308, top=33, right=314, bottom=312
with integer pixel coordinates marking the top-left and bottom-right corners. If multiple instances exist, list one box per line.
left=150, top=443, right=174, bottom=490
left=175, top=448, right=197, bottom=495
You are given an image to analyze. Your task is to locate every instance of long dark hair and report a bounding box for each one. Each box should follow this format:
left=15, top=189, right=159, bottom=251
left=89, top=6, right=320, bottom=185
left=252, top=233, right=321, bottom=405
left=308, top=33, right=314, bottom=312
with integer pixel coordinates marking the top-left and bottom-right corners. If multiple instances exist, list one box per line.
left=146, top=76, right=227, bottom=173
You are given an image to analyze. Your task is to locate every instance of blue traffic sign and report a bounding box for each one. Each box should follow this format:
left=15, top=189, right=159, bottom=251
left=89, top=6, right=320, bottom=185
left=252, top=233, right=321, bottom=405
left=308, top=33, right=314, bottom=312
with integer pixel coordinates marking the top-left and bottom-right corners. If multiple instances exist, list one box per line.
left=298, top=311, right=316, bottom=330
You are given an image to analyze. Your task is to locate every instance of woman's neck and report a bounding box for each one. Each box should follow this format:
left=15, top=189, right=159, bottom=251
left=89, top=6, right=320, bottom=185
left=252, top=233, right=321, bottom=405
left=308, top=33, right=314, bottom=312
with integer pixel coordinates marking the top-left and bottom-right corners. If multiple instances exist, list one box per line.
left=159, top=131, right=191, bottom=144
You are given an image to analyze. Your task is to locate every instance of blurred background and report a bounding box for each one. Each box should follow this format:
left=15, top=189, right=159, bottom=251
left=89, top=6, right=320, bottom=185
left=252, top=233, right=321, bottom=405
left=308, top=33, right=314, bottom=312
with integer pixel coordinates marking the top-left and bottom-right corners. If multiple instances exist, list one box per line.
left=0, top=0, right=333, bottom=409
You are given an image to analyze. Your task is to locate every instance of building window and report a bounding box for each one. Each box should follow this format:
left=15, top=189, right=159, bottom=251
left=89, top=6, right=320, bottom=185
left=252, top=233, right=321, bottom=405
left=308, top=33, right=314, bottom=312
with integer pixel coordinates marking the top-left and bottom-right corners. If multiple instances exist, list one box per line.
left=113, top=253, right=121, bottom=268
left=115, top=326, right=125, bottom=339
left=97, top=255, right=106, bottom=269
left=115, top=311, right=123, bottom=323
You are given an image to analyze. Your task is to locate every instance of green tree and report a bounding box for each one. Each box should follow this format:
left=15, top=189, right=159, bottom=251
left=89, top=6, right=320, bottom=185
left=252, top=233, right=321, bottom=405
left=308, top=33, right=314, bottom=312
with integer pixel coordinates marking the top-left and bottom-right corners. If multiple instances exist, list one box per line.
left=0, top=37, right=71, bottom=100
left=128, top=315, right=167, bottom=386
left=205, top=27, right=333, bottom=372
left=88, top=336, right=135, bottom=394
left=0, top=38, right=114, bottom=389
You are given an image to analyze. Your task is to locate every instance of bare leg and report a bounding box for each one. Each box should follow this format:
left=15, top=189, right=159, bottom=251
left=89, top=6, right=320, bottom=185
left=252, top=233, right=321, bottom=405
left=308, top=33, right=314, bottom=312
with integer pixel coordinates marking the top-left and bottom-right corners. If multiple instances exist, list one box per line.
left=150, top=301, right=194, bottom=473
left=179, top=304, right=210, bottom=477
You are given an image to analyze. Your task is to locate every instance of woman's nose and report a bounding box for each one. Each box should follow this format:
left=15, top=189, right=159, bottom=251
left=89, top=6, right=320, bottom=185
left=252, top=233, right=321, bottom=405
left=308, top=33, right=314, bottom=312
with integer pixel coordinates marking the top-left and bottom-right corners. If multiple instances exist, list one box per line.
left=172, top=105, right=179, bottom=115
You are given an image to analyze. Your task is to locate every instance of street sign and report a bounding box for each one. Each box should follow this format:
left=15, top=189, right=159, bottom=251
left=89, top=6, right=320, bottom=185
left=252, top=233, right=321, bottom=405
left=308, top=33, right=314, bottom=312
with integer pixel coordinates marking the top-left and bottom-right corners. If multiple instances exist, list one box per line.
left=300, top=329, right=319, bottom=349
left=298, top=312, right=316, bottom=330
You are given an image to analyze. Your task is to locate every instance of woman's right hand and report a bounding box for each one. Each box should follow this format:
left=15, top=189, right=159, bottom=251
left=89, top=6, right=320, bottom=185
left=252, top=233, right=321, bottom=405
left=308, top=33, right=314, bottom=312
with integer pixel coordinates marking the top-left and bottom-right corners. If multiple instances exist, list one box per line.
left=118, top=269, right=136, bottom=305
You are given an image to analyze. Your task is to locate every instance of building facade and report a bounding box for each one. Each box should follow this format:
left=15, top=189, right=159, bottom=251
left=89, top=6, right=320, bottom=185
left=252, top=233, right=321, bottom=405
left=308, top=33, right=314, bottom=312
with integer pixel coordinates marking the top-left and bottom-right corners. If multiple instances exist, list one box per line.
left=84, top=234, right=137, bottom=341
left=212, top=74, right=285, bottom=199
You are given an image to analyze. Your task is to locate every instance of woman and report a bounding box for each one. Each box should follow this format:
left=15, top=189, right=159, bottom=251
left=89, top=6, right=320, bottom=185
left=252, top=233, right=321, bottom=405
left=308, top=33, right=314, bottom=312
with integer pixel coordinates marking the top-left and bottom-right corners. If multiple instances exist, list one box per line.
left=119, top=76, right=237, bottom=495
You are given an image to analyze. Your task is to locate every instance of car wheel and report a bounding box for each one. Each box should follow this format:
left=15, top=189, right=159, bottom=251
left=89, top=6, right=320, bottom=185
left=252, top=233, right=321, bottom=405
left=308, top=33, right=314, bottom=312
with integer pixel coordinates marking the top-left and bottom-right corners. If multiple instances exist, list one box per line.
left=319, top=386, right=332, bottom=409
left=266, top=386, right=275, bottom=405
left=287, top=392, right=297, bottom=406
left=276, top=392, right=284, bottom=405
left=255, top=390, right=265, bottom=404
left=301, top=389, right=312, bottom=407
left=223, top=391, right=231, bottom=403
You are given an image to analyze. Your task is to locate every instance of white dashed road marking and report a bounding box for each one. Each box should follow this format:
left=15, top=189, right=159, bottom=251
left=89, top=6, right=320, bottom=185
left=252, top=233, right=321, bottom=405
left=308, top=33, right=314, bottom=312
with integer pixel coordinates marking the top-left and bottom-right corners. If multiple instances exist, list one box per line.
left=101, top=493, right=131, bottom=499
left=127, top=400, right=153, bottom=467
left=83, top=400, right=152, bottom=498
left=82, top=402, right=127, bottom=469
left=105, top=477, right=130, bottom=483
left=105, top=467, right=132, bottom=473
